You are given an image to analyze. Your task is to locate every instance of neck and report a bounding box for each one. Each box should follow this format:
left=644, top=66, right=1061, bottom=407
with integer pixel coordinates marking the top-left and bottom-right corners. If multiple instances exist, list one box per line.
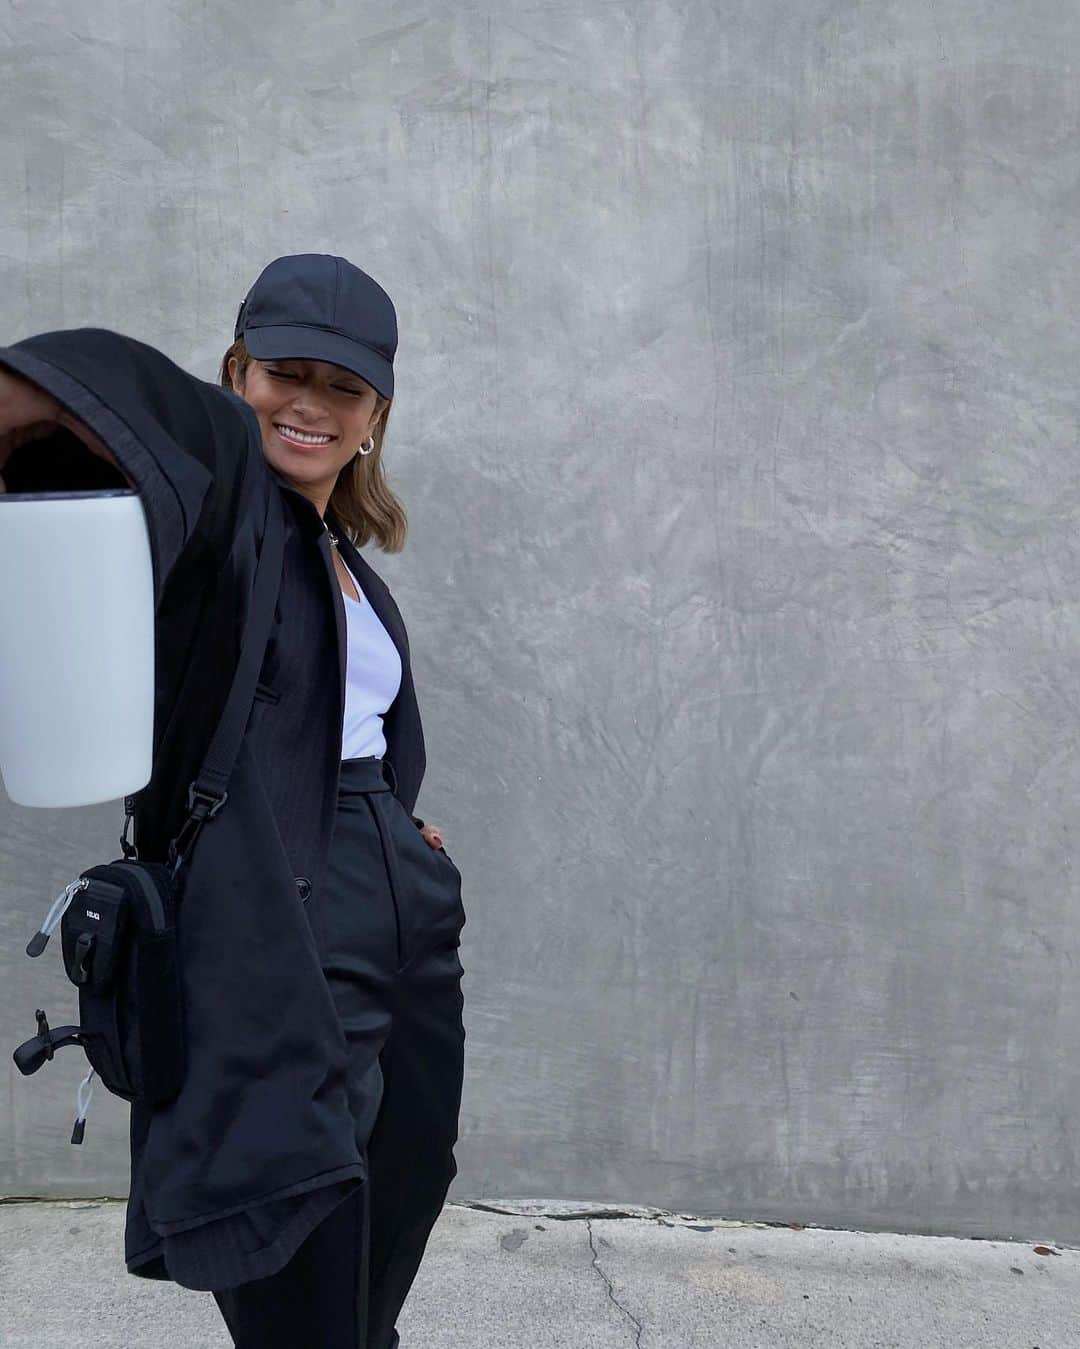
left=265, top=465, right=332, bottom=522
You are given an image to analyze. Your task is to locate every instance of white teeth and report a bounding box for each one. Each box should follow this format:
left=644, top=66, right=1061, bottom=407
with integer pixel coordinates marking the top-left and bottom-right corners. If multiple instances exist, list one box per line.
left=275, top=424, right=333, bottom=445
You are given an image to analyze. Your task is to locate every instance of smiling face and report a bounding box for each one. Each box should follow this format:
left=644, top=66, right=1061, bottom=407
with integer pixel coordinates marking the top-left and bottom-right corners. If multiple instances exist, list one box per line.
left=229, top=355, right=385, bottom=516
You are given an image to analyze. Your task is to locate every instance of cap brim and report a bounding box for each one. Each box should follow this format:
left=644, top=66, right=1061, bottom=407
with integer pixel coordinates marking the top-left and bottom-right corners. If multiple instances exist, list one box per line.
left=243, top=324, right=393, bottom=400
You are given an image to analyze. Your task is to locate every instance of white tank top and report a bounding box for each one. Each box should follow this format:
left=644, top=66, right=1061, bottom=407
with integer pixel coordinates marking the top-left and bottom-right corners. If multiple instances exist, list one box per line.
left=339, top=565, right=403, bottom=762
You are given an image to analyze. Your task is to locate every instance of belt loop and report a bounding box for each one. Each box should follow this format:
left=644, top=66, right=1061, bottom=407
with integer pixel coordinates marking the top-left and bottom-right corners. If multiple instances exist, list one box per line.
left=382, top=758, right=398, bottom=795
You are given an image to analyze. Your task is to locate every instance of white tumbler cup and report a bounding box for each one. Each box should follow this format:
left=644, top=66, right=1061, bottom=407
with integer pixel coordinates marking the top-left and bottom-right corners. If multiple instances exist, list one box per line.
left=0, top=489, right=155, bottom=807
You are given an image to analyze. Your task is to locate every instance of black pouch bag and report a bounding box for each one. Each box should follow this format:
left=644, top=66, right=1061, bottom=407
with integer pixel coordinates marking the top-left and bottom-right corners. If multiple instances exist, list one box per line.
left=11, top=486, right=285, bottom=1141
left=55, top=859, right=184, bottom=1106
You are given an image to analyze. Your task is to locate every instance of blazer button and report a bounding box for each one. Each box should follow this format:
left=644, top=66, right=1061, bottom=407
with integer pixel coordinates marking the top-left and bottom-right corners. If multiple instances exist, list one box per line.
left=295, top=877, right=312, bottom=901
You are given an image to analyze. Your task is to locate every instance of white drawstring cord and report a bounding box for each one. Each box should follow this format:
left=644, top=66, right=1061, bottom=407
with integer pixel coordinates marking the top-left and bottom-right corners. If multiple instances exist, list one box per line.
left=28, top=877, right=89, bottom=955
left=71, top=1066, right=96, bottom=1145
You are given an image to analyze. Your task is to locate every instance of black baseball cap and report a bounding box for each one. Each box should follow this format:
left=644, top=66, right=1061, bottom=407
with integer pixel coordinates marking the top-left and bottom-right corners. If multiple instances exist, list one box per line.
left=234, top=253, right=397, bottom=400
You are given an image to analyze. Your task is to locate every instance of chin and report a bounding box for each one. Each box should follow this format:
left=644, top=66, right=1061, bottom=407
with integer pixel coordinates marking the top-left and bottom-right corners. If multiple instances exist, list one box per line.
left=265, top=445, right=315, bottom=473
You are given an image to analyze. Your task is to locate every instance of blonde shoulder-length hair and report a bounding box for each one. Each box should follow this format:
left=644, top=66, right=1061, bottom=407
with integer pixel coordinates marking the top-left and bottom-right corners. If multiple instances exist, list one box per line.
left=218, top=337, right=408, bottom=552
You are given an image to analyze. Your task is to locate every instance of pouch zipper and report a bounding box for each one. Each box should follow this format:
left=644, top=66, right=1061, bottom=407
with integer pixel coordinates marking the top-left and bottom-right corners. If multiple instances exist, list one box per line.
left=109, top=862, right=168, bottom=932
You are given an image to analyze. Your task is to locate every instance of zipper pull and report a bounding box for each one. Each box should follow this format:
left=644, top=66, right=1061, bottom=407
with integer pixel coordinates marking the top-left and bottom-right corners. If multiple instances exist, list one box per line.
left=26, top=878, right=89, bottom=958
left=70, top=1066, right=96, bottom=1146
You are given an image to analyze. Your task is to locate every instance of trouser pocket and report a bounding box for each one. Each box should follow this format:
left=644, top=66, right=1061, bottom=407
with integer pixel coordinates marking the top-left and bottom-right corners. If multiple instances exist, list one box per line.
left=435, top=844, right=460, bottom=878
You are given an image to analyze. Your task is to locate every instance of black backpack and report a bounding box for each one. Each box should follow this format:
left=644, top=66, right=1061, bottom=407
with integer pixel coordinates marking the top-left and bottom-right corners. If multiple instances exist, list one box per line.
left=11, top=487, right=285, bottom=1143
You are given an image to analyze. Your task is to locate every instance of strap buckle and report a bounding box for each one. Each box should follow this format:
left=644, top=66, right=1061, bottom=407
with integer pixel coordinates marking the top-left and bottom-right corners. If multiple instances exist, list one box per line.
left=167, top=784, right=229, bottom=877
left=187, top=783, right=228, bottom=820
left=120, top=798, right=139, bottom=860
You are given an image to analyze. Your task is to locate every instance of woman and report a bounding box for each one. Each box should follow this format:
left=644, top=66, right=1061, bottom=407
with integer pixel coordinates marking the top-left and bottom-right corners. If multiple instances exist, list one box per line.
left=0, top=253, right=466, bottom=1349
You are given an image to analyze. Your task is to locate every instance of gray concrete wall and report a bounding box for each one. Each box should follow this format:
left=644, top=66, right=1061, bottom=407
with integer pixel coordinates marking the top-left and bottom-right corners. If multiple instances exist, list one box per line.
left=2, top=1, right=1078, bottom=1244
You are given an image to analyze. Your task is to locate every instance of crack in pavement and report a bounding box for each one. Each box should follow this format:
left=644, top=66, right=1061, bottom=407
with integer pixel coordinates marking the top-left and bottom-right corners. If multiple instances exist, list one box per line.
left=586, top=1217, right=646, bottom=1348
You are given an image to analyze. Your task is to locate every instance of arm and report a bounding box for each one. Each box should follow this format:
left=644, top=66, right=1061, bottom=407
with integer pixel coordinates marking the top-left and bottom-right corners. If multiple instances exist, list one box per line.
left=0, top=368, right=133, bottom=487
left=0, top=327, right=266, bottom=605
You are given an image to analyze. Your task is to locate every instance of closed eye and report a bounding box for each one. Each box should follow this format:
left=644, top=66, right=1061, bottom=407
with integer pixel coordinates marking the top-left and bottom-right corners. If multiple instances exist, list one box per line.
left=267, top=369, right=365, bottom=397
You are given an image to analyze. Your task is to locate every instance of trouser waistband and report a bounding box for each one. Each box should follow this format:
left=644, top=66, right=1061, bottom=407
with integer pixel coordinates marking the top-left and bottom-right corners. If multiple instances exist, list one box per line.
left=339, top=755, right=394, bottom=795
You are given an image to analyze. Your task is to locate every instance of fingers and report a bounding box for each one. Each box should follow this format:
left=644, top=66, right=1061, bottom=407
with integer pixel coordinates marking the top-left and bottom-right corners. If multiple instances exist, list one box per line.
left=0, top=369, right=62, bottom=434
left=55, top=409, right=115, bottom=464
left=0, top=411, right=133, bottom=487
left=0, top=419, right=62, bottom=479
left=0, top=418, right=63, bottom=455
left=0, top=369, right=122, bottom=478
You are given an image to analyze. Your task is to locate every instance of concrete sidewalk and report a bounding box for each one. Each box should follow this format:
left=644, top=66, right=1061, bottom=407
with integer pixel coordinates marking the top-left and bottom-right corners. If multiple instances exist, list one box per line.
left=0, top=1197, right=1075, bottom=1347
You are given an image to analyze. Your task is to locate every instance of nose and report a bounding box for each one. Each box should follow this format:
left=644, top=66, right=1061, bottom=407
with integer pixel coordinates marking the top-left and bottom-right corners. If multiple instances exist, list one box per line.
left=288, top=385, right=331, bottom=425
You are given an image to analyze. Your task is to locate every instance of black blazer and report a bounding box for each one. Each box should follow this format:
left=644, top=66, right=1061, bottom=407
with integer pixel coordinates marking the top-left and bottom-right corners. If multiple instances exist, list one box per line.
left=0, top=328, right=430, bottom=1287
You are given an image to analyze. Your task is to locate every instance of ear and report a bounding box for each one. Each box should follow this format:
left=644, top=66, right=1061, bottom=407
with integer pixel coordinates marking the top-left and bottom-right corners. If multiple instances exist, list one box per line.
left=227, top=356, right=244, bottom=395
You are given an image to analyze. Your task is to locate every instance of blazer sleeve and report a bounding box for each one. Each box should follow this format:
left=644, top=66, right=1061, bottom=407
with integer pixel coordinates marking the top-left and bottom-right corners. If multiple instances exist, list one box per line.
left=0, top=327, right=266, bottom=606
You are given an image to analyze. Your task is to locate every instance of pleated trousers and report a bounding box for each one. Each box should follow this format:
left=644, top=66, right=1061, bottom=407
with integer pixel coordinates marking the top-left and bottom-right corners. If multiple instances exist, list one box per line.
left=212, top=755, right=467, bottom=1348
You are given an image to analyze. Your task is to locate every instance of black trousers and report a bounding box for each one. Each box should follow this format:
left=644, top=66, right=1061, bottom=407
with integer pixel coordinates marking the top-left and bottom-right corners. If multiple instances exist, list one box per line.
left=212, top=756, right=467, bottom=1348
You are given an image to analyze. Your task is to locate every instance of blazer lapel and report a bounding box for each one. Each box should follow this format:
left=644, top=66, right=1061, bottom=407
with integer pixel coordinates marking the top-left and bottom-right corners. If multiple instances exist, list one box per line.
left=322, top=508, right=425, bottom=812
left=321, top=531, right=347, bottom=734
left=329, top=515, right=410, bottom=670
